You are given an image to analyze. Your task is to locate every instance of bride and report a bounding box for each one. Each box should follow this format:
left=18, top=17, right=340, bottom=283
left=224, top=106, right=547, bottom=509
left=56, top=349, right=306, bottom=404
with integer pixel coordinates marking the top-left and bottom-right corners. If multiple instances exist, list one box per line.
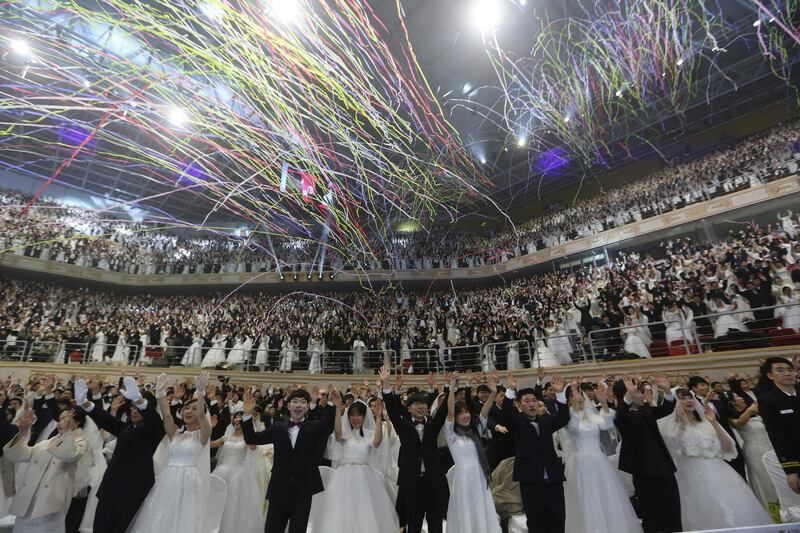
left=128, top=372, right=218, bottom=533
left=312, top=389, right=398, bottom=532
left=658, top=388, right=772, bottom=530
left=201, top=332, right=228, bottom=368
left=562, top=380, right=642, bottom=533
left=211, top=411, right=268, bottom=533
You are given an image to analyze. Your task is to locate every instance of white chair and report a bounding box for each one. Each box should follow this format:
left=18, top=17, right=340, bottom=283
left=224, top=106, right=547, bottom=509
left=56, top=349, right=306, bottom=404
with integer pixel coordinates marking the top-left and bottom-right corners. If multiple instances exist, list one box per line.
left=446, top=465, right=455, bottom=492
left=763, top=450, right=800, bottom=522
left=305, top=466, right=335, bottom=532
left=203, top=474, right=228, bottom=533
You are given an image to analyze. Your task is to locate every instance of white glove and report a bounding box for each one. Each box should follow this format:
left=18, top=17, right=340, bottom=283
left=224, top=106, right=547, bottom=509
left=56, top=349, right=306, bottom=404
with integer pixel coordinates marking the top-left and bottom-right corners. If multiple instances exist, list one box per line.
left=120, top=377, right=142, bottom=403
left=194, top=371, right=210, bottom=397
left=154, top=373, right=169, bottom=399
left=74, top=379, right=88, bottom=407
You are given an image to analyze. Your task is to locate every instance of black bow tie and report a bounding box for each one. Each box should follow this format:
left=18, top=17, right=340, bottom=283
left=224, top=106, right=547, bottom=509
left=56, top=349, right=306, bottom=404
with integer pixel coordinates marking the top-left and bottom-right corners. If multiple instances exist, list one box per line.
left=288, top=420, right=304, bottom=428
left=413, top=420, right=426, bottom=427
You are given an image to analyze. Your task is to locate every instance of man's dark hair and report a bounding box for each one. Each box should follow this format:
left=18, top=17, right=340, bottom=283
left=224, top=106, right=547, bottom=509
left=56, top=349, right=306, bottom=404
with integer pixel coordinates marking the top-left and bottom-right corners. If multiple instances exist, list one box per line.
left=406, top=393, right=428, bottom=408
left=287, top=389, right=311, bottom=403
left=516, top=387, right=537, bottom=401
left=687, top=376, right=708, bottom=390
left=476, top=384, right=490, bottom=393
left=612, top=379, right=628, bottom=403
left=762, top=356, right=794, bottom=379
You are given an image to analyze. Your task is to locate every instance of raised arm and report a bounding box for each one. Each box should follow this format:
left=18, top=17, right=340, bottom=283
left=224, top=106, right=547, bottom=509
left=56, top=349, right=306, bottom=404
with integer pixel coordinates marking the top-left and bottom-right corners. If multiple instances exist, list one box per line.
left=480, top=372, right=498, bottom=421
left=379, top=366, right=405, bottom=430
left=241, top=389, right=273, bottom=445
left=152, top=374, right=178, bottom=439
left=194, top=372, right=212, bottom=445
left=446, top=371, right=460, bottom=422
left=331, top=390, right=344, bottom=441
left=3, top=408, right=35, bottom=462
left=372, top=398, right=384, bottom=448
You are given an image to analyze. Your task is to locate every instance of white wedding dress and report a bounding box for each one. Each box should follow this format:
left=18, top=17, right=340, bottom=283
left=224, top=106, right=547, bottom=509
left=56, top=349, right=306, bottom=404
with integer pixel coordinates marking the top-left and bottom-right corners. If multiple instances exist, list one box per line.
left=212, top=434, right=267, bottom=533
left=128, top=430, right=214, bottom=533
left=562, top=406, right=643, bottom=533
left=444, top=419, right=501, bottom=533
left=659, top=417, right=772, bottom=530
left=506, top=341, right=521, bottom=370
left=312, top=427, right=398, bottom=532
left=201, top=336, right=227, bottom=368
left=737, top=416, right=779, bottom=510
left=110, top=334, right=130, bottom=365
left=181, top=337, right=204, bottom=367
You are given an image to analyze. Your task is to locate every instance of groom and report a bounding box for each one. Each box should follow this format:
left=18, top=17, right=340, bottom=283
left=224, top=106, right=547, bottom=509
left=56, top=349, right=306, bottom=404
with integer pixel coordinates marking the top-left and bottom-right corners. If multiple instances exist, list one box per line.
left=241, top=384, right=335, bottom=533
left=501, top=371, right=570, bottom=533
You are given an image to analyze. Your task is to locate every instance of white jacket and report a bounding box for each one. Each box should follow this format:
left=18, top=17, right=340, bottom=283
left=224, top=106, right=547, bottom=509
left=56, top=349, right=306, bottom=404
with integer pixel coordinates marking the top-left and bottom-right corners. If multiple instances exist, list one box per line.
left=4, top=429, right=88, bottom=520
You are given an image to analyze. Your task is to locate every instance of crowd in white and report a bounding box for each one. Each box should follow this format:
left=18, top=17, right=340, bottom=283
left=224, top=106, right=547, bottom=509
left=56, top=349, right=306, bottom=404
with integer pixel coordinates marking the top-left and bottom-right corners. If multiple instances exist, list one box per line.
left=2, top=121, right=800, bottom=275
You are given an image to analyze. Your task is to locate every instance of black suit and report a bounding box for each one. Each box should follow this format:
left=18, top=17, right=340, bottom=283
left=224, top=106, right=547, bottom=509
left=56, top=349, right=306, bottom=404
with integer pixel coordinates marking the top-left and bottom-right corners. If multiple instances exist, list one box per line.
left=615, top=397, right=681, bottom=533
left=501, top=393, right=570, bottom=533
left=384, top=391, right=448, bottom=533
left=242, top=404, right=335, bottom=533
left=759, top=384, right=800, bottom=476
left=88, top=402, right=166, bottom=533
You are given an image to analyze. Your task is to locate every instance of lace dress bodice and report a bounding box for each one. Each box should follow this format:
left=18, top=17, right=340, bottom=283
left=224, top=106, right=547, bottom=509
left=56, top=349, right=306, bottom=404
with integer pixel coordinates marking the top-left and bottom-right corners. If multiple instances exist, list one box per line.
left=167, top=430, right=205, bottom=467
left=660, top=419, right=737, bottom=461
left=565, top=410, right=615, bottom=454
left=217, top=434, right=249, bottom=463
left=444, top=419, right=486, bottom=468
left=338, top=430, right=373, bottom=466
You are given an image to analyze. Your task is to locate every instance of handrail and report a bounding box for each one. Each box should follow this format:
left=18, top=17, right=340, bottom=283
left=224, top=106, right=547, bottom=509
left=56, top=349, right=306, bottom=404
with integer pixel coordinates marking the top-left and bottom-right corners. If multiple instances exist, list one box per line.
left=690, top=302, right=798, bottom=353
left=483, top=339, right=533, bottom=370
left=0, top=340, right=28, bottom=362
left=588, top=320, right=687, bottom=360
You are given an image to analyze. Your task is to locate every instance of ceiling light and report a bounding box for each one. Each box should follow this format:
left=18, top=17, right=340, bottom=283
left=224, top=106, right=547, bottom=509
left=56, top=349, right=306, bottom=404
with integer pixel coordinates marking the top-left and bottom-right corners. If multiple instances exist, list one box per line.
left=462, top=82, right=472, bottom=94
left=676, top=58, right=684, bottom=66
left=268, top=0, right=301, bottom=22
left=615, top=89, right=622, bottom=97
left=517, top=136, right=526, bottom=147
left=753, top=19, right=761, bottom=27
left=564, top=116, right=570, bottom=123
left=480, top=157, right=486, bottom=164
left=168, top=107, right=189, bottom=127
left=10, top=39, right=32, bottom=57
left=472, top=0, right=501, bottom=33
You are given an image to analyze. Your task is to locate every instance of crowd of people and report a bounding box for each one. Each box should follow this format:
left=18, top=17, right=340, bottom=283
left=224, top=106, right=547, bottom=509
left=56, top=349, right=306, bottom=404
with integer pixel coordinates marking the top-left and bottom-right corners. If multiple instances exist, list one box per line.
left=2, top=120, right=800, bottom=276
left=0, top=356, right=797, bottom=533
left=1, top=212, right=798, bottom=372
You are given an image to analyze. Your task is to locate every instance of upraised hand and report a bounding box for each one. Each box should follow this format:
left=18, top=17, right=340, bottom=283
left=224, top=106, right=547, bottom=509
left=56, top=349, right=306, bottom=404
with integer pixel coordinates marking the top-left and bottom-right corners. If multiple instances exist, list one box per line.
left=373, top=398, right=384, bottom=418
left=155, top=373, right=170, bottom=399
left=17, top=409, right=35, bottom=433
left=653, top=374, right=671, bottom=392
left=120, top=377, right=142, bottom=402
left=550, top=375, right=566, bottom=393
left=426, top=372, right=436, bottom=390
left=447, top=371, right=460, bottom=388
left=537, top=365, right=545, bottom=381
left=194, top=371, right=210, bottom=396
left=330, top=389, right=343, bottom=411
left=487, top=371, right=498, bottom=392
left=622, top=375, right=637, bottom=394
left=704, top=403, right=716, bottom=423
left=505, top=371, right=518, bottom=391
left=74, top=379, right=88, bottom=406
left=242, top=390, right=256, bottom=416
left=378, top=365, right=391, bottom=387
left=310, top=384, right=320, bottom=402
left=595, top=380, right=609, bottom=403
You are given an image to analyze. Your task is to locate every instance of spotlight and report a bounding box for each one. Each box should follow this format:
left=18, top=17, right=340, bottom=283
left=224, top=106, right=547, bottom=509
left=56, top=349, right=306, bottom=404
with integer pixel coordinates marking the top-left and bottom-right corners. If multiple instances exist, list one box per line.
left=293, top=274, right=298, bottom=280
left=168, top=107, right=189, bottom=127
left=615, top=90, right=622, bottom=97
left=462, top=82, right=472, bottom=94
left=517, top=136, right=526, bottom=147
left=676, top=58, right=684, bottom=66
left=504, top=147, right=508, bottom=152
left=753, top=19, right=761, bottom=27
left=307, top=274, right=312, bottom=280
left=267, top=0, right=300, bottom=22
left=10, top=39, right=32, bottom=57
left=279, top=274, right=285, bottom=280
left=472, top=0, right=500, bottom=33
left=564, top=116, right=570, bottom=123
left=480, top=157, right=486, bottom=164
left=329, top=272, right=334, bottom=279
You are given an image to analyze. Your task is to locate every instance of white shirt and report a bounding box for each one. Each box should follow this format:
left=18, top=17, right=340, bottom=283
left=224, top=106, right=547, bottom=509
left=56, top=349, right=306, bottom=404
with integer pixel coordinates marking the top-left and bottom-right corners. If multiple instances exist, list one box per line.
left=288, top=422, right=301, bottom=448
